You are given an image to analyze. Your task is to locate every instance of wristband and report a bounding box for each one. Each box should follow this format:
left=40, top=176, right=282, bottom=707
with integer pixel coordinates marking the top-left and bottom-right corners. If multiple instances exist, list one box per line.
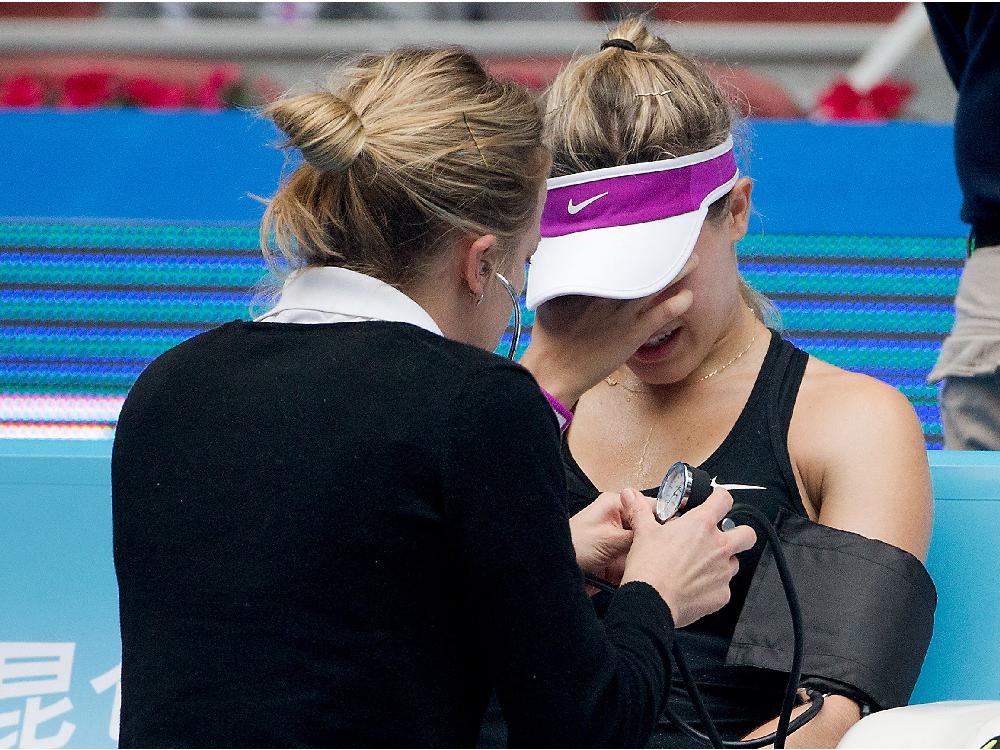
left=539, top=386, right=574, bottom=434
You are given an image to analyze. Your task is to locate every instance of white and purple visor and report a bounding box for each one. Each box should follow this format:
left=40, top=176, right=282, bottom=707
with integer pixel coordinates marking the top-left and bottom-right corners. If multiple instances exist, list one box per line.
left=526, top=137, right=738, bottom=310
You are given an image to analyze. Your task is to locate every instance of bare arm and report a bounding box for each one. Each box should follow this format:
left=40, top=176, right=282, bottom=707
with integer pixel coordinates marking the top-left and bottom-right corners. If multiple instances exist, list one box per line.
left=741, top=693, right=861, bottom=748
left=802, top=372, right=932, bottom=561
left=742, top=371, right=933, bottom=747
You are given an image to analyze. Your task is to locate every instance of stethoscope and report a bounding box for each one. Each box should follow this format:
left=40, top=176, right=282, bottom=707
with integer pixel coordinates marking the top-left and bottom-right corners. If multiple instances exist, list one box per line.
left=586, top=462, right=824, bottom=749
left=493, top=271, right=522, bottom=361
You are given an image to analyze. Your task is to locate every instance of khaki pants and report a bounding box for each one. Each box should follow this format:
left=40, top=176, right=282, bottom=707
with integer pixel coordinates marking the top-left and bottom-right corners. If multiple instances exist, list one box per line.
left=929, top=245, right=1000, bottom=450
left=941, top=373, right=1000, bottom=450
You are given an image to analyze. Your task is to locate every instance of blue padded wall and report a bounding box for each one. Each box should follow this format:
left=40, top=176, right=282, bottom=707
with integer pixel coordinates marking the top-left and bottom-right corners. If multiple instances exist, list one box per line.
left=2, top=442, right=995, bottom=747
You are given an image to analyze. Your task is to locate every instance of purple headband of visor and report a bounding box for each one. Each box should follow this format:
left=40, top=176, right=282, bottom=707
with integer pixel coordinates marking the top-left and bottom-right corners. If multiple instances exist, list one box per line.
left=540, top=142, right=738, bottom=238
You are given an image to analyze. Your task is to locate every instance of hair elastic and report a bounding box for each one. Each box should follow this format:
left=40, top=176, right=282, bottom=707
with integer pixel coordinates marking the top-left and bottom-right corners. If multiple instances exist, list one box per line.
left=600, top=38, right=638, bottom=52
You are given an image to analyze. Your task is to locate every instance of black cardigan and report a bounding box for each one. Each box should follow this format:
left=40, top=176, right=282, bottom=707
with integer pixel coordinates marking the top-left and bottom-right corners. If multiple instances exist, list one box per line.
left=112, top=320, right=675, bottom=748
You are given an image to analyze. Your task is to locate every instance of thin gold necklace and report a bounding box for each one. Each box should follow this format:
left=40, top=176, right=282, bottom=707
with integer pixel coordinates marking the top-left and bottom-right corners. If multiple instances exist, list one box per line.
left=605, top=326, right=759, bottom=486
left=694, top=331, right=757, bottom=382
left=604, top=329, right=758, bottom=390
left=604, top=372, right=642, bottom=392
left=634, top=423, right=656, bottom=487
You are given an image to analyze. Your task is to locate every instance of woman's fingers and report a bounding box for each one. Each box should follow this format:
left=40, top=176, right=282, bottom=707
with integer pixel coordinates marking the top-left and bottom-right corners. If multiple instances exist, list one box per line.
left=523, top=259, right=699, bottom=403
left=620, top=488, right=655, bottom=532
left=689, top=487, right=735, bottom=525
left=685, top=489, right=757, bottom=554
left=638, top=288, right=693, bottom=332
left=723, top=524, right=757, bottom=556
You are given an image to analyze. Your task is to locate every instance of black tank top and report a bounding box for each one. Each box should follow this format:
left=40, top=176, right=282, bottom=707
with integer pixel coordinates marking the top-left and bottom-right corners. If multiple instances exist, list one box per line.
left=562, top=330, right=812, bottom=747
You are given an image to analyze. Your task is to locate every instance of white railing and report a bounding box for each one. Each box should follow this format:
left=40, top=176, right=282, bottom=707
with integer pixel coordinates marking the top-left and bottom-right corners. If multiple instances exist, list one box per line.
left=0, top=18, right=885, bottom=61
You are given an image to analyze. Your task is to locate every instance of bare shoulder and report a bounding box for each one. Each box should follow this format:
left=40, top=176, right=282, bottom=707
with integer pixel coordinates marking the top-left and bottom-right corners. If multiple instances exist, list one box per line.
left=793, top=356, right=923, bottom=450
left=790, top=355, right=932, bottom=559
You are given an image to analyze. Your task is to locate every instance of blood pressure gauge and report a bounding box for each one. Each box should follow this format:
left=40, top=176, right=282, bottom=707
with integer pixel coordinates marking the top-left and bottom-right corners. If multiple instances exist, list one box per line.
left=655, top=461, right=714, bottom=523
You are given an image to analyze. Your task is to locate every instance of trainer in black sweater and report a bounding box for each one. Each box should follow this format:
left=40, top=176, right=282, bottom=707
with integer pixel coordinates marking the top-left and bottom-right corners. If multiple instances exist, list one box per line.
left=112, top=47, right=753, bottom=748
left=115, top=320, right=676, bottom=747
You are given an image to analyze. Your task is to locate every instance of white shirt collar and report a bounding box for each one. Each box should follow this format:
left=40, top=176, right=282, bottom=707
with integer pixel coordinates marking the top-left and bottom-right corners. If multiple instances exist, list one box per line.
left=255, top=266, right=443, bottom=336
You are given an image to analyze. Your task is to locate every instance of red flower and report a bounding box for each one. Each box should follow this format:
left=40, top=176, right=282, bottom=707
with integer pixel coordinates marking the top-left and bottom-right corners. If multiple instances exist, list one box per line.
left=195, top=67, right=241, bottom=110
left=123, top=77, right=188, bottom=109
left=0, top=74, right=46, bottom=107
left=815, top=76, right=914, bottom=121
left=867, top=79, right=913, bottom=119
left=62, top=71, right=117, bottom=108
left=3, top=65, right=265, bottom=110
left=816, top=79, right=863, bottom=119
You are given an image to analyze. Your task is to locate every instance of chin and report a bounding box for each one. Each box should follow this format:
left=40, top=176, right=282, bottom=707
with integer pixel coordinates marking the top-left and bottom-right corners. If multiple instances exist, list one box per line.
left=626, top=335, right=699, bottom=385
left=625, top=358, right=693, bottom=386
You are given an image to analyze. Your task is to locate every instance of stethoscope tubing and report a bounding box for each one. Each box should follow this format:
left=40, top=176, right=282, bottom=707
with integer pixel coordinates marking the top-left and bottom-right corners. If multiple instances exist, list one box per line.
left=582, top=501, right=814, bottom=749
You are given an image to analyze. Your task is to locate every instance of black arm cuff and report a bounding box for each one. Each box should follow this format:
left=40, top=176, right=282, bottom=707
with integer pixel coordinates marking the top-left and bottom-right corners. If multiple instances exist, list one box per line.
left=727, top=511, right=936, bottom=710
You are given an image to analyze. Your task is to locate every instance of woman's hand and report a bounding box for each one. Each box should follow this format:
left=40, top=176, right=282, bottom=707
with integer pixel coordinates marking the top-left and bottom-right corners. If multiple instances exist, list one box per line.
left=519, top=255, right=697, bottom=408
left=569, top=490, right=636, bottom=582
left=620, top=487, right=757, bottom=628
left=570, top=485, right=757, bottom=627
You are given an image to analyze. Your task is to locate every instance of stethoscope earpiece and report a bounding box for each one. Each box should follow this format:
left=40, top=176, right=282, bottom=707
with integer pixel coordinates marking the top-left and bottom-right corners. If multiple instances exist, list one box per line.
left=493, top=271, right=521, bottom=360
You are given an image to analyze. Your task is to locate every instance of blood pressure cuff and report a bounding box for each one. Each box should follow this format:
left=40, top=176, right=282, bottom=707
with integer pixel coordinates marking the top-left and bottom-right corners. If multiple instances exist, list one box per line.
left=725, top=510, right=937, bottom=711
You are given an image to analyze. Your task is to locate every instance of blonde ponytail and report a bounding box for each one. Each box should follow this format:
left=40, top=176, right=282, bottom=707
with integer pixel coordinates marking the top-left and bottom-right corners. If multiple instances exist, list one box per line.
left=740, top=277, right=782, bottom=330
left=545, top=18, right=778, bottom=328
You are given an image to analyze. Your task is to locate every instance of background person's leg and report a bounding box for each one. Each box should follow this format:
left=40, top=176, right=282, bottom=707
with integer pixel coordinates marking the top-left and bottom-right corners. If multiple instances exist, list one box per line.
left=926, top=3, right=1000, bottom=449
left=941, top=373, right=1000, bottom=451
left=932, top=247, right=1000, bottom=449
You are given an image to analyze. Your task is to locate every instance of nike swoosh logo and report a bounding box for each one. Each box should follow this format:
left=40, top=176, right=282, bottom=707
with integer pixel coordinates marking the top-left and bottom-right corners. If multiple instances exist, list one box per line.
left=711, top=477, right=768, bottom=492
left=567, top=191, right=609, bottom=215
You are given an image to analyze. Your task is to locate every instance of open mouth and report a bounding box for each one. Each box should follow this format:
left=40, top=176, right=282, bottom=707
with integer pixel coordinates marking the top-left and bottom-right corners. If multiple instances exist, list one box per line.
left=643, top=329, right=676, bottom=348
left=633, top=326, right=682, bottom=362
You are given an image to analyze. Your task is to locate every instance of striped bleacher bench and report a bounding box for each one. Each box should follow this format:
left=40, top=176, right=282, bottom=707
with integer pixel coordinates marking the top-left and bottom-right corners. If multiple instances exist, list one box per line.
left=0, top=114, right=967, bottom=446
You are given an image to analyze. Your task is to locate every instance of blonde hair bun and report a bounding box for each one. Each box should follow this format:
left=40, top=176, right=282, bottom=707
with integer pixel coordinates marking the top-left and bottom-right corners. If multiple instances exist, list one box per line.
left=265, top=92, right=366, bottom=174
left=258, top=48, right=549, bottom=288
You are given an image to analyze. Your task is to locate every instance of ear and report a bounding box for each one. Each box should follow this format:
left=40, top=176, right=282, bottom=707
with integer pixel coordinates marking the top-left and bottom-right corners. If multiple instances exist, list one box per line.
left=727, top=177, right=753, bottom=243
left=460, top=233, right=498, bottom=301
